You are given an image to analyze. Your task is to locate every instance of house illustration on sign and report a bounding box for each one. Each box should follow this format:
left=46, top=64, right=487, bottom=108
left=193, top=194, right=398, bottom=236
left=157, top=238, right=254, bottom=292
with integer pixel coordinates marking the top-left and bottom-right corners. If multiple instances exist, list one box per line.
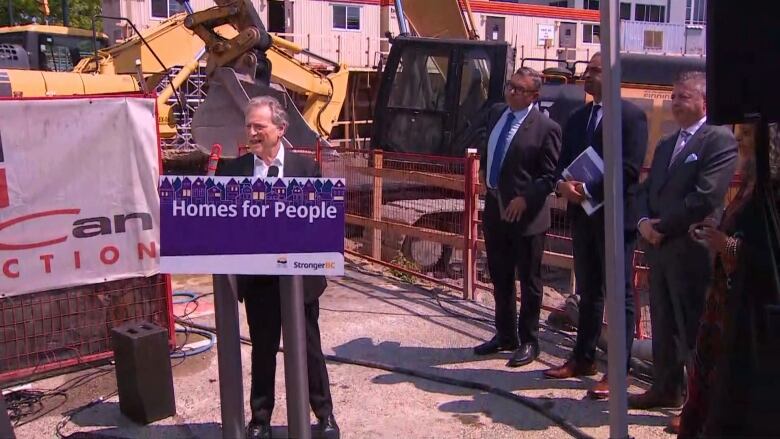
left=288, top=179, right=304, bottom=204
left=225, top=178, right=240, bottom=202
left=239, top=178, right=252, bottom=203
left=160, top=176, right=343, bottom=208
left=272, top=179, right=287, bottom=200
left=192, top=178, right=206, bottom=203
left=303, top=179, right=317, bottom=204
left=332, top=180, right=345, bottom=202
left=179, top=177, right=192, bottom=198
left=160, top=178, right=173, bottom=204
left=207, top=184, right=222, bottom=204
left=252, top=179, right=266, bottom=201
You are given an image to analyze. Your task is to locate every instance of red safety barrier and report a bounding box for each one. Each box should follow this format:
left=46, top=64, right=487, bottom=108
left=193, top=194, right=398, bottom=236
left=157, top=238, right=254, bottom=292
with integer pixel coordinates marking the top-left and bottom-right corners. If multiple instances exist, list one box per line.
left=307, top=147, right=745, bottom=341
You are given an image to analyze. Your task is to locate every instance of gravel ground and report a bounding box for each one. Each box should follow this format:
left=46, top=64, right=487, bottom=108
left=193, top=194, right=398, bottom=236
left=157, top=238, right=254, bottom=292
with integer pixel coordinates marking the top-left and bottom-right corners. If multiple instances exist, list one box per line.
left=9, top=261, right=677, bottom=439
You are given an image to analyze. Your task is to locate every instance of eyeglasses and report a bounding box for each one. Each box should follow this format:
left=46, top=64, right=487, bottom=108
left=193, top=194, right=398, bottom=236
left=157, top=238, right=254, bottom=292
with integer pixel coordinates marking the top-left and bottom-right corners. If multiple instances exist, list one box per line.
left=505, top=82, right=538, bottom=94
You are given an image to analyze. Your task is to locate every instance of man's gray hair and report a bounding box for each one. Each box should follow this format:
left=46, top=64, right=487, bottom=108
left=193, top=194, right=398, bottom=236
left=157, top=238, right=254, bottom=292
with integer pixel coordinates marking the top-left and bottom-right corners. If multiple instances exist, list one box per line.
left=244, top=95, right=289, bottom=129
left=514, top=66, right=542, bottom=92
left=676, top=71, right=707, bottom=99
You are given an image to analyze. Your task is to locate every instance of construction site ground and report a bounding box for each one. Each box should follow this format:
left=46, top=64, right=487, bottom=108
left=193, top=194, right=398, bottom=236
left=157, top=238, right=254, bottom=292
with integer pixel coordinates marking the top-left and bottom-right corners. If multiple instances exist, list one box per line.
left=11, top=257, right=677, bottom=439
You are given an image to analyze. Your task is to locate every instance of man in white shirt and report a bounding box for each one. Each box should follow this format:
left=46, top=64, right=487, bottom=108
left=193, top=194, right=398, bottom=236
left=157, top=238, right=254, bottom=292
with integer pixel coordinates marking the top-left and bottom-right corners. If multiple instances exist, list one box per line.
left=630, top=71, right=738, bottom=411
left=544, top=53, right=649, bottom=402
left=216, top=96, right=338, bottom=439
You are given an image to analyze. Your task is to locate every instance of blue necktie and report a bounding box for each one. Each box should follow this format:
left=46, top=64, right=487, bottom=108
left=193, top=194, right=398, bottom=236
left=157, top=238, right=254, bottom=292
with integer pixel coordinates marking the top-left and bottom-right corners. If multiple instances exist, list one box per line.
left=489, top=112, right=516, bottom=188
left=586, top=104, right=601, bottom=145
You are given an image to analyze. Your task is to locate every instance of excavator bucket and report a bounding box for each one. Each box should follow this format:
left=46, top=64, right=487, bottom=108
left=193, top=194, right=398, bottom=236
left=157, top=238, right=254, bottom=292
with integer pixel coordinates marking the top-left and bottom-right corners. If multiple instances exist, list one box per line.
left=190, top=67, right=323, bottom=158
left=399, top=0, right=476, bottom=39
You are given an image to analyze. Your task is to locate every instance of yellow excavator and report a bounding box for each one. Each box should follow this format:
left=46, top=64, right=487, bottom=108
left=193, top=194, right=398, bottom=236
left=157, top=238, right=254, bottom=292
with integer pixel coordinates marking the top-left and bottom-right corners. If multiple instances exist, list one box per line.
left=0, top=24, right=110, bottom=71
left=0, top=0, right=349, bottom=156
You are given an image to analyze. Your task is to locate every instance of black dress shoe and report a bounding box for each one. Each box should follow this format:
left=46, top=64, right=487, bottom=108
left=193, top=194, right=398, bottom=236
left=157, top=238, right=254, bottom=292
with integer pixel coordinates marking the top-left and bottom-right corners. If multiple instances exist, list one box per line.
left=316, top=414, right=340, bottom=438
left=473, top=337, right=518, bottom=356
left=247, top=421, right=271, bottom=439
left=506, top=343, right=539, bottom=367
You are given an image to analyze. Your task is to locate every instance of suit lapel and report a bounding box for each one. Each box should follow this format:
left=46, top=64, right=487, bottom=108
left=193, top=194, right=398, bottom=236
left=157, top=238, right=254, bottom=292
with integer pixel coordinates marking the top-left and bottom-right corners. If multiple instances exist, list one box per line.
left=490, top=105, right=509, bottom=132
left=667, top=125, right=707, bottom=174
left=575, top=103, right=596, bottom=155
left=504, top=107, right=537, bottom=166
left=654, top=135, right=676, bottom=190
left=240, top=153, right=254, bottom=177
left=513, top=107, right=536, bottom=141
left=284, top=149, right=300, bottom=176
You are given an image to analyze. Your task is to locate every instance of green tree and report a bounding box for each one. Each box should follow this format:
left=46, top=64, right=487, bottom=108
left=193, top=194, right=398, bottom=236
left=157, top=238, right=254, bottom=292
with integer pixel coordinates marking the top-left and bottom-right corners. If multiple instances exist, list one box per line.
left=1, top=0, right=103, bottom=31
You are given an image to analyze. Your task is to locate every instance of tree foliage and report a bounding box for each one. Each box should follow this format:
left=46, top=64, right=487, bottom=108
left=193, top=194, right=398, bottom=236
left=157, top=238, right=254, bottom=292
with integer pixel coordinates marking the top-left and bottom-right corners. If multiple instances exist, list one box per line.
left=1, top=0, right=103, bottom=31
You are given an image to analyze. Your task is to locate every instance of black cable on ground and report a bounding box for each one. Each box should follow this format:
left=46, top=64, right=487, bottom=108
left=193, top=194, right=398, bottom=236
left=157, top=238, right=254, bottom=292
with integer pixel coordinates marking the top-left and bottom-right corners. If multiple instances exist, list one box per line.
left=344, top=262, right=651, bottom=383
left=175, top=318, right=593, bottom=439
left=4, top=366, right=114, bottom=428
left=55, top=391, right=118, bottom=439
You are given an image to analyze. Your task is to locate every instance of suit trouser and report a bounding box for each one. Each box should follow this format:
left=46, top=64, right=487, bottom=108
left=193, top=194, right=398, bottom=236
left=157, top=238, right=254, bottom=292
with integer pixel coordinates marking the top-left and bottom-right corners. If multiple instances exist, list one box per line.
left=484, top=199, right=546, bottom=347
left=647, top=238, right=711, bottom=398
left=571, top=213, right=637, bottom=366
left=244, top=284, right=333, bottom=424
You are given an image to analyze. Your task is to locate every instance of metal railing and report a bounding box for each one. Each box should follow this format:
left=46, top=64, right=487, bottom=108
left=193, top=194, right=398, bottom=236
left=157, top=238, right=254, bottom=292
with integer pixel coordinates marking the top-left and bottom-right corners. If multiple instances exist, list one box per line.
left=306, top=142, right=745, bottom=341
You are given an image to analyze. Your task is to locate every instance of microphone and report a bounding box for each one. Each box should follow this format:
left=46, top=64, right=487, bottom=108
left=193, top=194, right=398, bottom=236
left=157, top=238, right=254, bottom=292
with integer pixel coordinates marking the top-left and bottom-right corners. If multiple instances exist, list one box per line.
left=267, top=165, right=279, bottom=177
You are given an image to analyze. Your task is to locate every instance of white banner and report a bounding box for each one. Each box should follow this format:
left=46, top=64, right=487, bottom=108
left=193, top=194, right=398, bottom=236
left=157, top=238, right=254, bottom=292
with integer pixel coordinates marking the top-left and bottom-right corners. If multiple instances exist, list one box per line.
left=0, top=96, right=161, bottom=297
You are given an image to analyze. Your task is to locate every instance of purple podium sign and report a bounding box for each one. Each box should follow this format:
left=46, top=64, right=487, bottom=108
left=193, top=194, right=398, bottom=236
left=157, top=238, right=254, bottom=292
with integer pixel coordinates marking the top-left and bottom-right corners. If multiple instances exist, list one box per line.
left=159, top=176, right=345, bottom=276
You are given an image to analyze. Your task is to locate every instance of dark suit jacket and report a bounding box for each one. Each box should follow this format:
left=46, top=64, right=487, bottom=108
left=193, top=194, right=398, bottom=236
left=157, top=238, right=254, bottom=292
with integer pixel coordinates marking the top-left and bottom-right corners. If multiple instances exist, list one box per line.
left=479, top=104, right=562, bottom=235
left=215, top=150, right=328, bottom=304
left=637, top=123, right=738, bottom=239
left=556, top=99, right=648, bottom=230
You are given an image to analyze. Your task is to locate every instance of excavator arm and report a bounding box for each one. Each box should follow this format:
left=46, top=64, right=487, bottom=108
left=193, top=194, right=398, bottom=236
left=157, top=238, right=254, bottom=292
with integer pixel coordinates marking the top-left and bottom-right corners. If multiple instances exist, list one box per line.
left=180, top=0, right=349, bottom=156
left=1, top=0, right=348, bottom=157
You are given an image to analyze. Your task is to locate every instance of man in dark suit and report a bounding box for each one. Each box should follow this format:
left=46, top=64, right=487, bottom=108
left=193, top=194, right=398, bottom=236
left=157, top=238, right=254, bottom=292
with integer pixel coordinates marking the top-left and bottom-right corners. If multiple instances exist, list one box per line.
left=216, top=96, right=338, bottom=439
left=473, top=67, right=562, bottom=368
left=543, top=52, right=649, bottom=400
left=629, top=71, right=737, bottom=410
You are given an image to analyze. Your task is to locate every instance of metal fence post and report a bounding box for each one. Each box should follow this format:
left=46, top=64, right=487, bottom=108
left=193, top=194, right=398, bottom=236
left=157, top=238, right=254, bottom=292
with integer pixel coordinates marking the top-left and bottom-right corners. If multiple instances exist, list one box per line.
left=371, top=150, right=383, bottom=260
left=463, top=149, right=479, bottom=300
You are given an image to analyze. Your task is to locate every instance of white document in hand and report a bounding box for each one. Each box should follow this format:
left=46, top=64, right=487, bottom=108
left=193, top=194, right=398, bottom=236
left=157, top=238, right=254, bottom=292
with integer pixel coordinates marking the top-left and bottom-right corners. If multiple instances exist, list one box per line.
left=562, top=146, right=604, bottom=216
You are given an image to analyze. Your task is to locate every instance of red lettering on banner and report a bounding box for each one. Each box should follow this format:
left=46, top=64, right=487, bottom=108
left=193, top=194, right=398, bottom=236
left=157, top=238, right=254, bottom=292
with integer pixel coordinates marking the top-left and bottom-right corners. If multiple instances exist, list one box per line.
left=39, top=254, right=54, bottom=273
left=3, top=259, right=18, bottom=278
left=2, top=241, right=154, bottom=280
left=0, top=169, right=9, bottom=208
left=0, top=209, right=80, bottom=250
left=100, top=246, right=119, bottom=265
left=138, top=241, right=156, bottom=260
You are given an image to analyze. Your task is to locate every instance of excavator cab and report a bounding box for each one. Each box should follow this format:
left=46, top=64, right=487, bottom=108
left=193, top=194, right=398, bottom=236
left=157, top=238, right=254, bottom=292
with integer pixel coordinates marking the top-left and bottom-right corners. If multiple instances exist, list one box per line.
left=371, top=36, right=512, bottom=157
left=0, top=25, right=109, bottom=71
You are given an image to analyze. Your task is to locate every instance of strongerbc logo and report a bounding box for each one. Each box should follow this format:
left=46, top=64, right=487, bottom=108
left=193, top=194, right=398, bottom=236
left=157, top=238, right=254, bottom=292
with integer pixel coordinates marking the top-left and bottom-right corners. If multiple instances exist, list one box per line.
left=292, top=261, right=336, bottom=271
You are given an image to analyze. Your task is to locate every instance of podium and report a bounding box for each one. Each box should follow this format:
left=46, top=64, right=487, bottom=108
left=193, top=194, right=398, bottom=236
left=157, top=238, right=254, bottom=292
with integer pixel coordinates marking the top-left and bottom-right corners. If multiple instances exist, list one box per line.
left=159, top=174, right=345, bottom=439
